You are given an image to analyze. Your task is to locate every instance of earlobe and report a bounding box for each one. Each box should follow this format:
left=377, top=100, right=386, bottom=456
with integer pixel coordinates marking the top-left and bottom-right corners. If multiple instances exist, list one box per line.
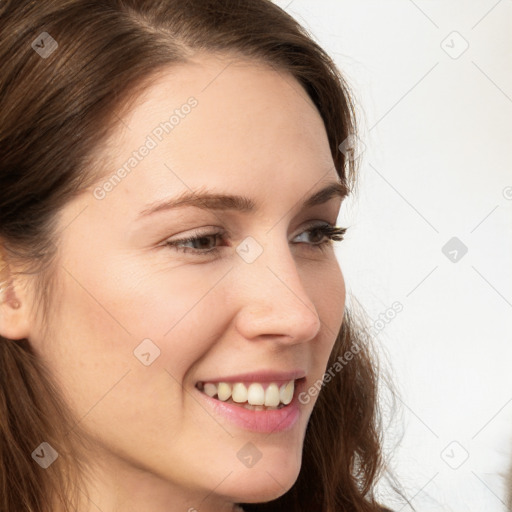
left=0, top=254, right=30, bottom=341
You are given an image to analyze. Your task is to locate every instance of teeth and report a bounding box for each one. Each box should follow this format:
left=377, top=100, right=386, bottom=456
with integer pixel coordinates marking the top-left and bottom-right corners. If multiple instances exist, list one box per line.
left=203, top=383, right=217, bottom=398
left=198, top=380, right=295, bottom=407
left=247, top=383, right=265, bottom=405
left=232, top=383, right=248, bottom=403
left=264, top=383, right=280, bottom=407
left=217, top=382, right=232, bottom=401
left=280, top=381, right=294, bottom=405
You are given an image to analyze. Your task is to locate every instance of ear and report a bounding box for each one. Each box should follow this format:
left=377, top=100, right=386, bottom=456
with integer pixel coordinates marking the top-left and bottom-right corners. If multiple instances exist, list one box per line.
left=0, top=253, right=31, bottom=341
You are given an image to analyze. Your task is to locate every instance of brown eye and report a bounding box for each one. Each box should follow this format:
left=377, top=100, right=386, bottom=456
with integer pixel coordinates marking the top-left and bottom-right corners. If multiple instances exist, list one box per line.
left=164, top=225, right=348, bottom=257
left=294, top=224, right=347, bottom=247
left=165, top=231, right=226, bottom=254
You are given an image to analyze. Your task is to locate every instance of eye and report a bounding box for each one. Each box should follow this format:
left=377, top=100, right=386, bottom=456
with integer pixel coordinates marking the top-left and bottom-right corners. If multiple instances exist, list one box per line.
left=164, top=224, right=348, bottom=255
left=294, top=223, right=347, bottom=248
left=164, top=230, right=226, bottom=255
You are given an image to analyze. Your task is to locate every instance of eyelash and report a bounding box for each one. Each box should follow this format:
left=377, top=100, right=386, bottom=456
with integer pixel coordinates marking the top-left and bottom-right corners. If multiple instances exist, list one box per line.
left=164, top=224, right=348, bottom=256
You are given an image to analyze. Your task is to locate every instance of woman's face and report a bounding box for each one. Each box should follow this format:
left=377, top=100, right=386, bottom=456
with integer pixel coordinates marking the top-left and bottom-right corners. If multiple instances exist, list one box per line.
left=28, top=53, right=346, bottom=511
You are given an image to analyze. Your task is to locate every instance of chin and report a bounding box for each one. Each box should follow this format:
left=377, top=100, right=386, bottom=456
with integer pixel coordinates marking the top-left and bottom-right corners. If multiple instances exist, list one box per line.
left=228, top=460, right=301, bottom=504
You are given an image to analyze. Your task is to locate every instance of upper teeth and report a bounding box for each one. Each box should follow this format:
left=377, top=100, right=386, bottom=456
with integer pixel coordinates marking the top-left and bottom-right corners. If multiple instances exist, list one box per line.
left=200, top=380, right=295, bottom=406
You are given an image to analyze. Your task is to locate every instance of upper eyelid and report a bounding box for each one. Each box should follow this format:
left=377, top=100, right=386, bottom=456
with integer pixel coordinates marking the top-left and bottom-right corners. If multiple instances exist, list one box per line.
left=168, top=220, right=336, bottom=241
left=165, top=222, right=339, bottom=249
left=163, top=223, right=347, bottom=257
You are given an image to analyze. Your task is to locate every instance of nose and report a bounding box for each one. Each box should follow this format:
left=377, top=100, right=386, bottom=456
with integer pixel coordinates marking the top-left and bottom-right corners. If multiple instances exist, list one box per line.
left=233, top=236, right=322, bottom=345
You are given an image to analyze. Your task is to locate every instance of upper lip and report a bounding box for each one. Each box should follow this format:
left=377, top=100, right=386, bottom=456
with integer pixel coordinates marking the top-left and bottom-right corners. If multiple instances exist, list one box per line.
left=196, top=369, right=306, bottom=384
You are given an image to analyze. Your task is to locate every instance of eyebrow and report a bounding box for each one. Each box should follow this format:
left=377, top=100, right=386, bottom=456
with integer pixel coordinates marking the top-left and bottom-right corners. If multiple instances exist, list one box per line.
left=137, top=180, right=348, bottom=219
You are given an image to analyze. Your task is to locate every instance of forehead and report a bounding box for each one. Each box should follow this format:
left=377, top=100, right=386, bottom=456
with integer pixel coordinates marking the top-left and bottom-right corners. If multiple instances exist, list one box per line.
left=102, top=52, right=331, bottom=160
left=89, top=52, right=337, bottom=217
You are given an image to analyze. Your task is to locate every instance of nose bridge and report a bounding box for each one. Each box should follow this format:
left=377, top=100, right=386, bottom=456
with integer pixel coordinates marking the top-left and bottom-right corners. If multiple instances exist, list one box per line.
left=233, top=233, right=322, bottom=343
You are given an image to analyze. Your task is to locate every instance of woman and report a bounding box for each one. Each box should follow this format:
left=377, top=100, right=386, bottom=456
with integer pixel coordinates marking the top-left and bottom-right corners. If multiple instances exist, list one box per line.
left=0, top=1, right=397, bottom=510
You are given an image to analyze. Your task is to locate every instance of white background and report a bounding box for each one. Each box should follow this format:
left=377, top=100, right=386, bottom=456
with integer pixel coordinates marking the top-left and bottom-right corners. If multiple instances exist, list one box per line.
left=273, top=1, right=512, bottom=510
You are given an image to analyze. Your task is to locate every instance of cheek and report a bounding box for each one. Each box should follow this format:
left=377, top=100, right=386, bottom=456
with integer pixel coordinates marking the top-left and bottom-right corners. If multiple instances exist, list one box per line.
left=106, top=264, right=230, bottom=372
left=35, top=267, right=226, bottom=459
left=309, top=257, right=346, bottom=335
left=307, top=259, right=346, bottom=372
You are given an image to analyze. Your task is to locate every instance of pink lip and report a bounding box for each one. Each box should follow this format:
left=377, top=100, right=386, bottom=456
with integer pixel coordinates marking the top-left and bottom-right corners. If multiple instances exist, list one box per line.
left=196, top=369, right=306, bottom=384
left=195, top=377, right=306, bottom=433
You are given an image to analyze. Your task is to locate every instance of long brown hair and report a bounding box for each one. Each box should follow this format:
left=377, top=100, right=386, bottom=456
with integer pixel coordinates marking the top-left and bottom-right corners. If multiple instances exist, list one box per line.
left=0, top=1, right=396, bottom=510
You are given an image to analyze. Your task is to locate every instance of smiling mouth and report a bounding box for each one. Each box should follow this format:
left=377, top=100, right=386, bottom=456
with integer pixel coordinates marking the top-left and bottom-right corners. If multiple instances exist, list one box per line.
left=195, top=378, right=304, bottom=411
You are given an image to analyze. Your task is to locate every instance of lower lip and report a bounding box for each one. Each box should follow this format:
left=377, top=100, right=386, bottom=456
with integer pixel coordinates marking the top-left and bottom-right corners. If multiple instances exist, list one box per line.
left=195, top=380, right=303, bottom=433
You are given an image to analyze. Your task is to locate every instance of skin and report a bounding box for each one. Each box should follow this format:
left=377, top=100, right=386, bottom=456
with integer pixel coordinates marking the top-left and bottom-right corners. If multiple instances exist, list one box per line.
left=0, top=53, right=346, bottom=512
